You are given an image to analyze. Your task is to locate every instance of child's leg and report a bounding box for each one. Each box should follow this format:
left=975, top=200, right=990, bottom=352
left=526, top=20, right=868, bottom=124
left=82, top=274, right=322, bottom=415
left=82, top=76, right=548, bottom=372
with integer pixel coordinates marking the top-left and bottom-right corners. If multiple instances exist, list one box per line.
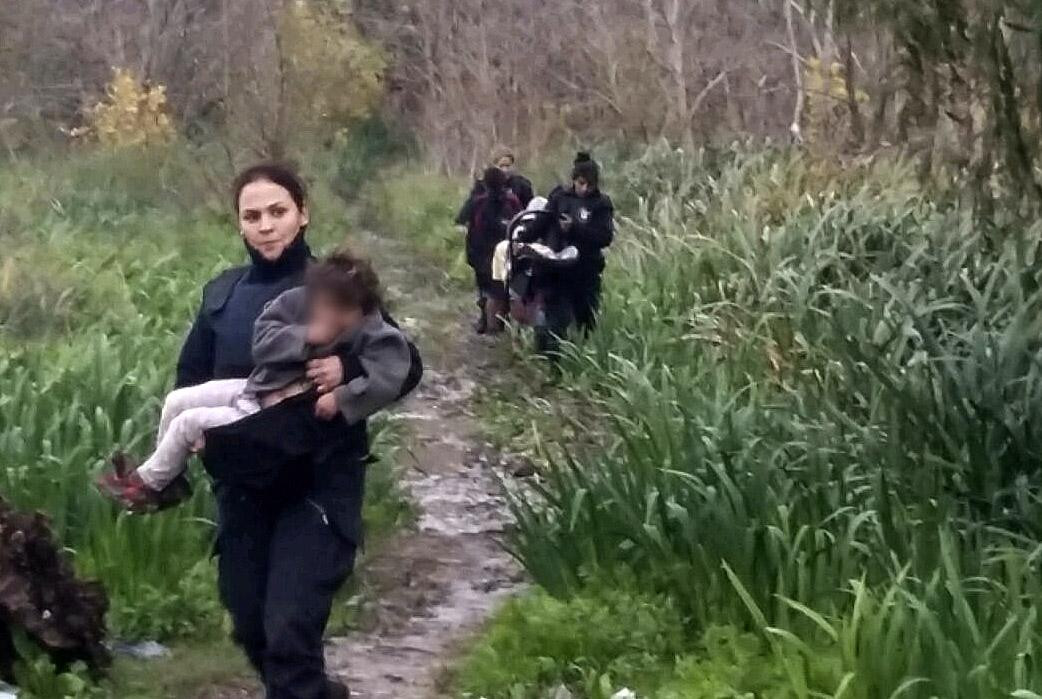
left=157, top=379, right=250, bottom=441
left=139, top=404, right=251, bottom=491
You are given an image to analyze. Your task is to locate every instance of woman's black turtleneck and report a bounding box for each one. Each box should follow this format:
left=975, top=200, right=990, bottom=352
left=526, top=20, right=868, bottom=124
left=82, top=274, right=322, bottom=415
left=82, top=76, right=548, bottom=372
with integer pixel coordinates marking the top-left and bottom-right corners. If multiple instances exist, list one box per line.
left=243, top=232, right=312, bottom=282
left=175, top=234, right=312, bottom=388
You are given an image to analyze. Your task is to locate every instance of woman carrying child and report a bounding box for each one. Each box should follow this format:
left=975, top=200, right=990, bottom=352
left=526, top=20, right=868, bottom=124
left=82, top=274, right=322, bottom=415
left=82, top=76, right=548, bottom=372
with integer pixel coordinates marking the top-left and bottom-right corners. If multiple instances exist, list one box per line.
left=97, top=163, right=420, bottom=699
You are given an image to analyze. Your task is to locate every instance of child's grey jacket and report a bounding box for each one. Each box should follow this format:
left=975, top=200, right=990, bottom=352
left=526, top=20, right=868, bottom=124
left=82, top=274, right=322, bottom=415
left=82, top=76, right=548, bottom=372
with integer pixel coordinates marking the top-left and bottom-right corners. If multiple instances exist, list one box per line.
left=245, top=286, right=412, bottom=425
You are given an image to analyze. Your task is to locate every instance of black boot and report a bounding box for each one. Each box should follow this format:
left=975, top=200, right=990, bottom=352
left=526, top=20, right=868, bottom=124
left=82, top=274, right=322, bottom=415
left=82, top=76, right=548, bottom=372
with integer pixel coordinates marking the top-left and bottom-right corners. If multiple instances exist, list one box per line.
left=326, top=677, right=350, bottom=698
left=473, top=297, right=488, bottom=334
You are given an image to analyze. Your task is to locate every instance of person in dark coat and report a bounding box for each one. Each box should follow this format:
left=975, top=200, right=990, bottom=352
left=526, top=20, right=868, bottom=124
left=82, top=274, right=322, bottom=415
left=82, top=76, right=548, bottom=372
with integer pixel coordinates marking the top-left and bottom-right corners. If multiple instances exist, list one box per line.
left=170, top=162, right=420, bottom=699
left=535, top=152, right=615, bottom=354
left=463, top=167, right=521, bottom=334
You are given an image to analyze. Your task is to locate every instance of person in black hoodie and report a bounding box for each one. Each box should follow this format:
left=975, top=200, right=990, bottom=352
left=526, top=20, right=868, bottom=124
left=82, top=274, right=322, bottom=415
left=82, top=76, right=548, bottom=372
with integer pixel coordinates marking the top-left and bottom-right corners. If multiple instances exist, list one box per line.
left=165, top=163, right=420, bottom=699
left=536, top=152, right=615, bottom=353
left=463, top=166, right=521, bottom=334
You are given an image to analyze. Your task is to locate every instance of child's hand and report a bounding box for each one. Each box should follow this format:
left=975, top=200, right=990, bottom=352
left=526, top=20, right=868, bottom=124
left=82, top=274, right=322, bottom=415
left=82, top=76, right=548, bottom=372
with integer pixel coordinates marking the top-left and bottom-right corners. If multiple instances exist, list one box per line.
left=307, top=356, right=344, bottom=393
left=315, top=393, right=339, bottom=421
left=306, top=320, right=337, bottom=346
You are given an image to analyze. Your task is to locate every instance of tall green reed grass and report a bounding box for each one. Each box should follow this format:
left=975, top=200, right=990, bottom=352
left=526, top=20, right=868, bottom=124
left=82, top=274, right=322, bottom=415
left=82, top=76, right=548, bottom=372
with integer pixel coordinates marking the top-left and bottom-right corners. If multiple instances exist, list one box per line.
left=507, top=142, right=1042, bottom=696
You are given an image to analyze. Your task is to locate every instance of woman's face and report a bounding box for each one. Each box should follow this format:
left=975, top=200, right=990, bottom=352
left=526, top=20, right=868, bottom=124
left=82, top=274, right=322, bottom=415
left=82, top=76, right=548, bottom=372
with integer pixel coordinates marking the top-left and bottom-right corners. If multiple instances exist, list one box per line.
left=238, top=180, right=309, bottom=261
left=574, top=177, right=592, bottom=197
left=496, top=156, right=515, bottom=175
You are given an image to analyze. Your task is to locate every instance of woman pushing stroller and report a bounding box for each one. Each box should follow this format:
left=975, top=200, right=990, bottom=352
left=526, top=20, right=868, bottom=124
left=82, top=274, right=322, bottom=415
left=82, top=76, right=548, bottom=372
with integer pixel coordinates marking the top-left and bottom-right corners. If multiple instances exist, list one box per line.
left=499, top=152, right=615, bottom=354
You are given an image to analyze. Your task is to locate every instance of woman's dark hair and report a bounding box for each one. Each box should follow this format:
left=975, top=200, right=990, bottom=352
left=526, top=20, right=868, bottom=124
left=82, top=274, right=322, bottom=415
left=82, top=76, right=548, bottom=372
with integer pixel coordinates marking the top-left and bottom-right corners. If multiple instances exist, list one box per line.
left=571, top=151, right=600, bottom=188
left=232, top=162, right=308, bottom=213
left=306, top=246, right=382, bottom=314
left=482, top=166, right=508, bottom=194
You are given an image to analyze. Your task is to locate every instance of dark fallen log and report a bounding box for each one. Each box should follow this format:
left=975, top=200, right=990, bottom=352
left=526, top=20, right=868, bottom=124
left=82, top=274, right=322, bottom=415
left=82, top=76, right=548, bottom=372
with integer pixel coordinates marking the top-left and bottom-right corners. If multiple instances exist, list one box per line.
left=0, top=497, right=109, bottom=682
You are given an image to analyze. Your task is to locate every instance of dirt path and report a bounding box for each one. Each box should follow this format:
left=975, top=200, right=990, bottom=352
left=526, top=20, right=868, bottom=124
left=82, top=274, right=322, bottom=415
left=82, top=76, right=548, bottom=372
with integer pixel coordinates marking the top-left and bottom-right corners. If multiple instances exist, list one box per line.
left=321, top=230, right=525, bottom=698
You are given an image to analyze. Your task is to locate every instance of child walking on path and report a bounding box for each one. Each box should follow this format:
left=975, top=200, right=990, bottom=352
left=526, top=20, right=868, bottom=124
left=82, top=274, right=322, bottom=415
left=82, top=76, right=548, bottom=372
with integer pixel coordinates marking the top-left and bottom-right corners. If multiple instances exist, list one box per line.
left=97, top=247, right=412, bottom=511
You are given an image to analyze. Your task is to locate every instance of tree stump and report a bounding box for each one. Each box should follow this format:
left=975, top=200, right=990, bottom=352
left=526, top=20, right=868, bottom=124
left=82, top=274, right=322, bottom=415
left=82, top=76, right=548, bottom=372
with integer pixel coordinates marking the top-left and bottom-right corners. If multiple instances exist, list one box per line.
left=0, top=497, right=109, bottom=682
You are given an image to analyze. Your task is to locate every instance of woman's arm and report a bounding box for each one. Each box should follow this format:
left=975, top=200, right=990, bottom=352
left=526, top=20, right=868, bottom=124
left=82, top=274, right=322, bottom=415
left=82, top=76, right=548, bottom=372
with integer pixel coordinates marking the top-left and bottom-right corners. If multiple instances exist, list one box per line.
left=175, top=308, right=215, bottom=389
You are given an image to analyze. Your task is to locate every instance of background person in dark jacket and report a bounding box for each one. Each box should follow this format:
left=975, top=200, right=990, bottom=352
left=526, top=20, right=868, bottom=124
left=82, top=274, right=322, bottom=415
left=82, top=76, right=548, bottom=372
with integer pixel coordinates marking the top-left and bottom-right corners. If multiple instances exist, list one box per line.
left=172, top=162, right=418, bottom=699
left=536, top=152, right=615, bottom=353
left=463, top=167, right=521, bottom=334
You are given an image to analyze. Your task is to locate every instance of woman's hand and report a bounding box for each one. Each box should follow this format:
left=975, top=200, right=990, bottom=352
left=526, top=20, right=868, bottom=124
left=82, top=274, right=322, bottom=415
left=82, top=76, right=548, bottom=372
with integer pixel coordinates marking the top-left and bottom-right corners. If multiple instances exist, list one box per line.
left=315, top=393, right=339, bottom=421
left=307, top=356, right=344, bottom=394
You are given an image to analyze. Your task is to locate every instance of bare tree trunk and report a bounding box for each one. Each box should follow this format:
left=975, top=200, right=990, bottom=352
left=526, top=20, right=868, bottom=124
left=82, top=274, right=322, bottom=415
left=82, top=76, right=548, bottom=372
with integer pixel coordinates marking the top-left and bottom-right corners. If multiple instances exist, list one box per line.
left=222, top=0, right=232, bottom=101
left=664, top=0, right=690, bottom=142
left=844, top=36, right=864, bottom=149
left=784, top=0, right=805, bottom=143
left=991, top=11, right=1042, bottom=205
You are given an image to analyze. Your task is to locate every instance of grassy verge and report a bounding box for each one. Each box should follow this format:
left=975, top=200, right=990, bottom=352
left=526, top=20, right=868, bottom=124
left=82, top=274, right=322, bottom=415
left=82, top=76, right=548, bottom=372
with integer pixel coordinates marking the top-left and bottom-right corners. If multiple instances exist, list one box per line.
left=105, top=639, right=253, bottom=698
left=358, top=166, right=472, bottom=283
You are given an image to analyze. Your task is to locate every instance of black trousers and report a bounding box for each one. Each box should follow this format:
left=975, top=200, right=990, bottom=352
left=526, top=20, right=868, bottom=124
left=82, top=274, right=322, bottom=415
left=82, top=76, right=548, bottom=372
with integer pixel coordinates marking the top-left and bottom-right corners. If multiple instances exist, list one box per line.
left=534, top=275, right=602, bottom=355
left=571, top=274, right=602, bottom=335
left=215, top=485, right=357, bottom=699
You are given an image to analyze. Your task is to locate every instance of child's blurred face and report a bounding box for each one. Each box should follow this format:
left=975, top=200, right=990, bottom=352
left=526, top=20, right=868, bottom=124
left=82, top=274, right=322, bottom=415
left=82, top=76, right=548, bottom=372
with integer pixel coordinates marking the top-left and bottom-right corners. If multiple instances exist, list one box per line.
left=309, top=291, right=364, bottom=337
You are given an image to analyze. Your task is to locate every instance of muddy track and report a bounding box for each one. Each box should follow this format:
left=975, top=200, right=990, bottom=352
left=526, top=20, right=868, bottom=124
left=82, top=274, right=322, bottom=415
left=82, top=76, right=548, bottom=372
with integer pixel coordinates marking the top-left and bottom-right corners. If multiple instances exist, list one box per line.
left=330, top=365, right=523, bottom=697
left=330, top=231, right=527, bottom=698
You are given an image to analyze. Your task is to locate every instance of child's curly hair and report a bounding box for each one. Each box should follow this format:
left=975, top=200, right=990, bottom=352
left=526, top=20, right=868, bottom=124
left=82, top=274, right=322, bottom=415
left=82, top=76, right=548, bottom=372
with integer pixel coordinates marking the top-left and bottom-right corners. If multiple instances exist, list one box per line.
left=306, top=246, right=382, bottom=314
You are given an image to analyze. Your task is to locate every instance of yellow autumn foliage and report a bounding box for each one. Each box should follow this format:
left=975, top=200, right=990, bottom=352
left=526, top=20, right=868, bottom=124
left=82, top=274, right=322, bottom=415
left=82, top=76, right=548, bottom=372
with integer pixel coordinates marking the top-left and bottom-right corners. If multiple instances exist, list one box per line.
left=279, top=0, right=385, bottom=131
left=804, top=57, right=869, bottom=144
left=85, top=68, right=174, bottom=147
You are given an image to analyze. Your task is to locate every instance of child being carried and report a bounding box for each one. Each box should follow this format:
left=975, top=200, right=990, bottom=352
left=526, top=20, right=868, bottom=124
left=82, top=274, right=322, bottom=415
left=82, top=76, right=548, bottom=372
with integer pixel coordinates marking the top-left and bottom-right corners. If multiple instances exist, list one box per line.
left=96, top=247, right=412, bottom=512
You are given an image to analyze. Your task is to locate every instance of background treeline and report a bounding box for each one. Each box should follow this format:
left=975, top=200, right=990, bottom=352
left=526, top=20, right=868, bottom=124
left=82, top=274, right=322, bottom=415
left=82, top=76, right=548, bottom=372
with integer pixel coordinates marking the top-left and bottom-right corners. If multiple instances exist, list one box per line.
left=0, top=0, right=1039, bottom=212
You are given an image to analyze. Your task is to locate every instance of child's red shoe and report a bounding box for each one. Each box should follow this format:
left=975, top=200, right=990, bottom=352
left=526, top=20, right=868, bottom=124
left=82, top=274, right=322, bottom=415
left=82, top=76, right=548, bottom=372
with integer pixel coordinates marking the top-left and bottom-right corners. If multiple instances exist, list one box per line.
left=95, top=468, right=162, bottom=513
left=96, top=452, right=191, bottom=513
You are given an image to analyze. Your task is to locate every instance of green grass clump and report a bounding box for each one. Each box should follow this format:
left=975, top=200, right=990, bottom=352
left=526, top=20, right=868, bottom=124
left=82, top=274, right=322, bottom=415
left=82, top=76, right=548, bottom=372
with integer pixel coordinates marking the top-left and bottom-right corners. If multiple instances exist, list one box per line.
left=452, top=588, right=685, bottom=698
left=453, top=588, right=836, bottom=699
left=361, top=168, right=471, bottom=282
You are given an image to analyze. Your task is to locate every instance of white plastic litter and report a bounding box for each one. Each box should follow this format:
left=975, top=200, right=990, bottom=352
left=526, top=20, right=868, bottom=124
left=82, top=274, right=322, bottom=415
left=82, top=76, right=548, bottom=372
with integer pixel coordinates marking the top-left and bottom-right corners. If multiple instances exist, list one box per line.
left=549, top=686, right=574, bottom=699
left=110, top=639, right=171, bottom=659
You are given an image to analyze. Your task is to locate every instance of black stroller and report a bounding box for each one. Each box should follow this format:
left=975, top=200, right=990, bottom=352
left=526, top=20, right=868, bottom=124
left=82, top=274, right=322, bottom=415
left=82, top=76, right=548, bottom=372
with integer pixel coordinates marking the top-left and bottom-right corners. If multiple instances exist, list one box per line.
left=501, top=198, right=580, bottom=326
